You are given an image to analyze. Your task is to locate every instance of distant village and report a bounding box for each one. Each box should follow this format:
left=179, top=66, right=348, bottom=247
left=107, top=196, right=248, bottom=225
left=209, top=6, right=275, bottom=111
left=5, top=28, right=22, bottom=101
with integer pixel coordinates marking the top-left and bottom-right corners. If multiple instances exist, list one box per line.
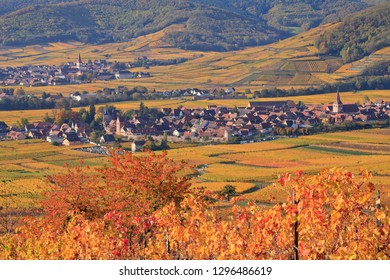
left=0, top=92, right=389, bottom=152
left=0, top=54, right=150, bottom=87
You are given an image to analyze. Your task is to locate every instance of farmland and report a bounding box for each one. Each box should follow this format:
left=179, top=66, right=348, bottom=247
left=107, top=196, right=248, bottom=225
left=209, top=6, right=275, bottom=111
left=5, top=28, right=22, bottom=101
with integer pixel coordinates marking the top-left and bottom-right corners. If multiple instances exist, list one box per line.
left=0, top=17, right=389, bottom=220
left=1, top=23, right=389, bottom=95
left=1, top=128, right=389, bottom=210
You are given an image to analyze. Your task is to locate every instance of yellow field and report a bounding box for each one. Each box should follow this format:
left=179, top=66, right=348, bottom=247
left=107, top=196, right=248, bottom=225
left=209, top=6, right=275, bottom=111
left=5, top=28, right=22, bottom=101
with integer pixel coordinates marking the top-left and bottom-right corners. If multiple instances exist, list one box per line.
left=0, top=140, right=107, bottom=181
left=1, top=127, right=389, bottom=209
left=168, top=128, right=390, bottom=204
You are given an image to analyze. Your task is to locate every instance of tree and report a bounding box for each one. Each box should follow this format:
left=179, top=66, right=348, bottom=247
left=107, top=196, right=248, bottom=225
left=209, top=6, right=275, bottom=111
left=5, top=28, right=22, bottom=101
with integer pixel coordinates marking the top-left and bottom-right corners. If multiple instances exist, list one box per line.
left=78, top=108, right=90, bottom=123
left=220, top=184, right=236, bottom=200
left=159, top=132, right=170, bottom=150
left=43, top=112, right=54, bottom=123
left=55, top=98, right=70, bottom=110
left=89, top=131, right=100, bottom=144
left=139, top=102, right=149, bottom=118
left=54, top=109, right=79, bottom=125
left=144, top=137, right=158, bottom=151
left=14, top=88, right=25, bottom=96
left=42, top=150, right=191, bottom=223
left=89, top=120, right=101, bottom=130
left=41, top=92, right=50, bottom=99
left=16, top=117, right=29, bottom=128
left=88, top=104, right=96, bottom=123
left=297, top=101, right=306, bottom=110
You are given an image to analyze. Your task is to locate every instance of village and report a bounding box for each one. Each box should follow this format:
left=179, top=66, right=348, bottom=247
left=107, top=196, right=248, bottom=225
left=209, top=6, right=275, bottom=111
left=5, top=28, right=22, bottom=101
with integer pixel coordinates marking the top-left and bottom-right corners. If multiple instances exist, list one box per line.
left=0, top=92, right=389, bottom=153
left=0, top=54, right=150, bottom=87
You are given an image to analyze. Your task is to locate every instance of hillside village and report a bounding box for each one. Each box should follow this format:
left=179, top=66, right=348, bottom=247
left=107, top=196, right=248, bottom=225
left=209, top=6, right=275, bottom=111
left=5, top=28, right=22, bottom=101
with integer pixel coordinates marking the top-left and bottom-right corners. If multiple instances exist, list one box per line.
left=0, top=54, right=150, bottom=87
left=0, top=92, right=389, bottom=152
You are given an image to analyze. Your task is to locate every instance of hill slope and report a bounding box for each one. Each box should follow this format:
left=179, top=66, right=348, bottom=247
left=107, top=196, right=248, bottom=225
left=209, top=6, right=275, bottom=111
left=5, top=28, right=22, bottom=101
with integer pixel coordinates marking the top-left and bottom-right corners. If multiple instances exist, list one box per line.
left=0, top=0, right=383, bottom=51
left=316, top=2, right=390, bottom=62
left=0, top=0, right=283, bottom=51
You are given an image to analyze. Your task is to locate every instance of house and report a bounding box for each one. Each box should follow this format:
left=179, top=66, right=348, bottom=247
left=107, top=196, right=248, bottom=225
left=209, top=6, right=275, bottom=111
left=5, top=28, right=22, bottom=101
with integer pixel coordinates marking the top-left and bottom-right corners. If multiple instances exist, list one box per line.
left=47, top=134, right=64, bottom=144
left=115, top=71, right=133, bottom=79
left=96, top=73, right=115, bottom=81
left=0, top=121, right=8, bottom=133
left=172, top=129, right=185, bottom=137
left=25, top=124, right=36, bottom=132
left=138, top=72, right=150, bottom=78
left=131, top=140, right=146, bottom=153
left=248, top=100, right=296, bottom=110
left=100, top=134, right=116, bottom=145
left=62, top=132, right=82, bottom=146
left=7, top=131, right=26, bottom=140
left=28, top=130, right=45, bottom=139
left=225, top=87, right=236, bottom=94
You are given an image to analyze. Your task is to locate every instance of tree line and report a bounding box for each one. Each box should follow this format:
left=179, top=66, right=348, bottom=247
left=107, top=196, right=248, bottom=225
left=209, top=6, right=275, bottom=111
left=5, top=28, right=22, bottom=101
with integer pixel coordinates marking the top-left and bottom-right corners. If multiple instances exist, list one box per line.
left=253, top=76, right=390, bottom=98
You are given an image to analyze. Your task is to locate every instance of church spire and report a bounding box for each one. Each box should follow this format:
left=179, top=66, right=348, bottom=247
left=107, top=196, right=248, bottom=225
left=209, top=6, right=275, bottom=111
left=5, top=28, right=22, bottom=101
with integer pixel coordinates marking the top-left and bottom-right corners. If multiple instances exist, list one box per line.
left=76, top=53, right=83, bottom=70
left=333, top=91, right=343, bottom=113
left=335, top=90, right=343, bottom=105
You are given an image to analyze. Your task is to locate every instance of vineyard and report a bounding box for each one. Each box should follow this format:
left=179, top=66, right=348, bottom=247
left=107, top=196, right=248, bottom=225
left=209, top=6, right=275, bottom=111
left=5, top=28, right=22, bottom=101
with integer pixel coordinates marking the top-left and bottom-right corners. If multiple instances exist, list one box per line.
left=1, top=128, right=390, bottom=217
left=0, top=124, right=390, bottom=259
left=0, top=2, right=389, bottom=262
left=0, top=22, right=387, bottom=93
left=0, top=149, right=388, bottom=260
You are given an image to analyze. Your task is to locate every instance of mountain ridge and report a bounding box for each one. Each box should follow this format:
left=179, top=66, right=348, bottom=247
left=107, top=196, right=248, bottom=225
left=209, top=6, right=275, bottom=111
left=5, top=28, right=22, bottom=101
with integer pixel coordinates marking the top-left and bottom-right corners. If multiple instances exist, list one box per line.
left=0, top=0, right=385, bottom=51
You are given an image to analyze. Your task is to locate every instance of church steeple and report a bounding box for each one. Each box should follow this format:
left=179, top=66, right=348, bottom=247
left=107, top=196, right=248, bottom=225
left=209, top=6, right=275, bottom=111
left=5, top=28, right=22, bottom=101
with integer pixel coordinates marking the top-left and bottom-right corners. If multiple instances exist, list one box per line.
left=336, top=91, right=342, bottom=105
left=333, top=91, right=343, bottom=113
left=76, top=53, right=83, bottom=69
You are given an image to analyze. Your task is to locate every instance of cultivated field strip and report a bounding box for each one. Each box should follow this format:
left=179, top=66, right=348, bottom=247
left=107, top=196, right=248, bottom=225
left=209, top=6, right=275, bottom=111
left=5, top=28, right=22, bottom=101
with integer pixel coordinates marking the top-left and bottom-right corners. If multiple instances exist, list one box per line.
left=1, top=128, right=389, bottom=208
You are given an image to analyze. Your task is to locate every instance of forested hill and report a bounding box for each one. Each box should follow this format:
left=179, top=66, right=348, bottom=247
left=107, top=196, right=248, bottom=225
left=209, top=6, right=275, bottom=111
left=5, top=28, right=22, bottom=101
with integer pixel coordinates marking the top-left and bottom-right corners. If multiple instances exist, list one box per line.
left=0, top=0, right=75, bottom=16
left=0, top=0, right=386, bottom=51
left=316, top=2, right=390, bottom=63
left=0, top=0, right=284, bottom=51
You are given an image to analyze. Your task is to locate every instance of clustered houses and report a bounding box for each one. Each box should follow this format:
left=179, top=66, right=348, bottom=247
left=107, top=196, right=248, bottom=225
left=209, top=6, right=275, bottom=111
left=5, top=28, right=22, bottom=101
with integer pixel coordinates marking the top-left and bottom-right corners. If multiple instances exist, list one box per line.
left=104, top=93, right=390, bottom=144
left=5, top=121, right=92, bottom=145
left=1, top=93, right=390, bottom=148
left=306, top=93, right=390, bottom=125
left=0, top=54, right=150, bottom=87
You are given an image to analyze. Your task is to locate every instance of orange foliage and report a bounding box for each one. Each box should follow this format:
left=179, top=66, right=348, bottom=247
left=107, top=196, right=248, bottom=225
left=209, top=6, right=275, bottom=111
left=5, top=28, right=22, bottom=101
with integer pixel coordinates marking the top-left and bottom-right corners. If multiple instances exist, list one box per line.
left=0, top=151, right=389, bottom=260
left=42, top=150, right=191, bottom=225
